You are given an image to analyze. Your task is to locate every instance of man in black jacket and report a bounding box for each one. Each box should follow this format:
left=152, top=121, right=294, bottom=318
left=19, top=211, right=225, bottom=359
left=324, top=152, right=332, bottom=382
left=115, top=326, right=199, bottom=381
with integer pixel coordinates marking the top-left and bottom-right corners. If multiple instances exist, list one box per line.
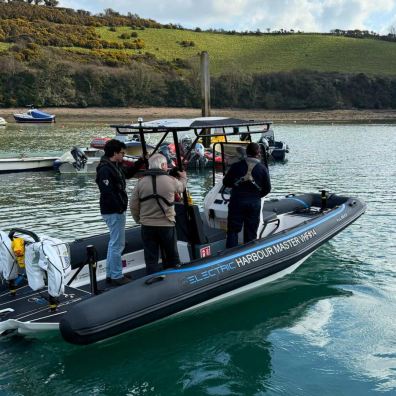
left=223, top=142, right=271, bottom=248
left=96, top=139, right=143, bottom=285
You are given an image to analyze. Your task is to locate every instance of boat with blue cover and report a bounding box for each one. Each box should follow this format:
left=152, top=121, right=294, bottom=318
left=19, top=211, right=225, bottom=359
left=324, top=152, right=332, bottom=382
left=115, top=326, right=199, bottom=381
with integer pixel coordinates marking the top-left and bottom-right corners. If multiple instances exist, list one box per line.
left=0, top=117, right=365, bottom=345
left=13, top=108, right=55, bottom=123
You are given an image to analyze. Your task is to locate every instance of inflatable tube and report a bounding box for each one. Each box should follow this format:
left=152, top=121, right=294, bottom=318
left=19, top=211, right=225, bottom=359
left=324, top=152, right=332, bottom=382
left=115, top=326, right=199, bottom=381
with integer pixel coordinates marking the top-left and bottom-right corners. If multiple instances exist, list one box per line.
left=60, top=194, right=366, bottom=345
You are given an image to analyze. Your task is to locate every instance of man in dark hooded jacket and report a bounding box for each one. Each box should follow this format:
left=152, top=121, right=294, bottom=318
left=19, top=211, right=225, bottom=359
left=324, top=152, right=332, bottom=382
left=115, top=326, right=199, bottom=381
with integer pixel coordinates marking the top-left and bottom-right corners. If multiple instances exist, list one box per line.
left=223, top=142, right=271, bottom=248
left=96, top=139, right=143, bottom=286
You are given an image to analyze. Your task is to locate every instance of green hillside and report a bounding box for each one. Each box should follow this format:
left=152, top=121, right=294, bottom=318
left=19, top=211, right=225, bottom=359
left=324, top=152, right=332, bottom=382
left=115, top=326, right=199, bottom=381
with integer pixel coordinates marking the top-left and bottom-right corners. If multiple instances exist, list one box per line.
left=94, top=27, right=396, bottom=76
left=1, top=3, right=396, bottom=109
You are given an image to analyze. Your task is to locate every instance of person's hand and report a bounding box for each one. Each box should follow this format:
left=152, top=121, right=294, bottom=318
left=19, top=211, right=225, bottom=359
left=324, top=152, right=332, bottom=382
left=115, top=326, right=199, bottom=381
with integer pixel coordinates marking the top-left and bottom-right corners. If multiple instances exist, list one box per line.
left=178, top=171, right=187, bottom=178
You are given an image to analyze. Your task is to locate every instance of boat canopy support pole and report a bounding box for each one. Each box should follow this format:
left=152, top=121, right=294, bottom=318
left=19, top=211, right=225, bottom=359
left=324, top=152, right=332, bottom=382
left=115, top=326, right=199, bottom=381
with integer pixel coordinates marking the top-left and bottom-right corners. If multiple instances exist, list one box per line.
left=87, top=245, right=99, bottom=295
left=151, top=131, right=170, bottom=157
left=172, top=129, right=186, bottom=208
left=200, top=51, right=211, bottom=148
left=211, top=142, right=226, bottom=186
left=182, top=133, right=201, bottom=162
left=138, top=122, right=149, bottom=169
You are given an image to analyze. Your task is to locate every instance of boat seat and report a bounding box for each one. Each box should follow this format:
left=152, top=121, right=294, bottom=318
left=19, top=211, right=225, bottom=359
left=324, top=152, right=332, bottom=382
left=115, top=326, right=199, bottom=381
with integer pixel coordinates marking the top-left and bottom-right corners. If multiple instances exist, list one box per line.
left=175, top=202, right=226, bottom=245
left=263, top=194, right=314, bottom=215
left=70, top=226, right=143, bottom=269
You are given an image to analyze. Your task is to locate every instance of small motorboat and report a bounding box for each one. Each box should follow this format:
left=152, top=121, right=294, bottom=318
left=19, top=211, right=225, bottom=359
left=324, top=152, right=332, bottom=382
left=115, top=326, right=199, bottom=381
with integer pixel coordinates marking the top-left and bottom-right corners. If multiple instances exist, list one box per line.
left=0, top=117, right=365, bottom=345
left=13, top=108, right=55, bottom=124
left=257, top=128, right=289, bottom=161
left=53, top=147, right=142, bottom=174
left=0, top=155, right=59, bottom=173
left=0, top=117, right=7, bottom=126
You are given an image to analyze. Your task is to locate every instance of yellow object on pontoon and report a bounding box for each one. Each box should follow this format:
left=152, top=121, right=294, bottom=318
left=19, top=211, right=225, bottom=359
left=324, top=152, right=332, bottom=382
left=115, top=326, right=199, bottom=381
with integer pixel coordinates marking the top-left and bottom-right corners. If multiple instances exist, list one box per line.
left=11, top=237, right=25, bottom=268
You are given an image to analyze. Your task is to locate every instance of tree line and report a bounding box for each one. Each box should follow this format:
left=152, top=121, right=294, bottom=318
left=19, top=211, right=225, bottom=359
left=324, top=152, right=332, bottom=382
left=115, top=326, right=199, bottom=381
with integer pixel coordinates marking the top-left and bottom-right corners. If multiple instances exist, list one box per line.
left=1, top=54, right=395, bottom=109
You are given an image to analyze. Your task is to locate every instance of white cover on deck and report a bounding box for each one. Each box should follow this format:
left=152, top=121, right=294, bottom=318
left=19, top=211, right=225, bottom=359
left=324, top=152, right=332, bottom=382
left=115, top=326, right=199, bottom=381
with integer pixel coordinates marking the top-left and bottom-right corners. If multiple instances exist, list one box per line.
left=25, top=236, right=71, bottom=297
left=0, top=231, right=18, bottom=281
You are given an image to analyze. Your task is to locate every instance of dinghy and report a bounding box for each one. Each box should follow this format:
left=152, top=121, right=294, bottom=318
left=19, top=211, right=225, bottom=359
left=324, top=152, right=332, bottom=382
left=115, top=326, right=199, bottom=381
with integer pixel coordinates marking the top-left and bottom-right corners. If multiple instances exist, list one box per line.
left=0, top=117, right=365, bottom=345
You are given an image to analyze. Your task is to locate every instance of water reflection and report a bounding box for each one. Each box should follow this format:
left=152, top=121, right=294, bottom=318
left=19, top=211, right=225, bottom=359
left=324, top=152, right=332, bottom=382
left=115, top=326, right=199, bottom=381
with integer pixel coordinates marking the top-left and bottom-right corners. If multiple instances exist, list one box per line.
left=0, top=256, right=347, bottom=395
left=0, top=122, right=395, bottom=394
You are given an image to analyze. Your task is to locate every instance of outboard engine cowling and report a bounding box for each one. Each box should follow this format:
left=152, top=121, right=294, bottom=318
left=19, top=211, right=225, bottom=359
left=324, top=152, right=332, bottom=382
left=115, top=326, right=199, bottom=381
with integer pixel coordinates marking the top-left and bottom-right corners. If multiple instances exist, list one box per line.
left=189, top=143, right=208, bottom=169
left=71, top=147, right=88, bottom=171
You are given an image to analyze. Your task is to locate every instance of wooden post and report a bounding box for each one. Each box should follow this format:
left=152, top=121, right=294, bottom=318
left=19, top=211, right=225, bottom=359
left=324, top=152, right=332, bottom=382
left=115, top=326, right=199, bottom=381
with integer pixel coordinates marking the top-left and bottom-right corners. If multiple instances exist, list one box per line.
left=200, top=51, right=211, bottom=148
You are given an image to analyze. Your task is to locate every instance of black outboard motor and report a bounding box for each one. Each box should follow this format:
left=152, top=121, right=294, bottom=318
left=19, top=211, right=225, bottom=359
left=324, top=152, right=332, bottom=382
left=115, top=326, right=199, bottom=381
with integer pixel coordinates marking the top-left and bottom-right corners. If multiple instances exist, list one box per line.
left=179, top=135, right=192, bottom=157
left=70, top=147, right=88, bottom=171
left=258, top=138, right=270, bottom=165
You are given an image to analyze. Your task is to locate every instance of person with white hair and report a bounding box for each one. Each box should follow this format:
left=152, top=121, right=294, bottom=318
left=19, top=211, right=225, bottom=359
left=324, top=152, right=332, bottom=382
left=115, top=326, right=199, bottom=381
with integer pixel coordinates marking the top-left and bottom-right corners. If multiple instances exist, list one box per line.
left=130, top=153, right=187, bottom=274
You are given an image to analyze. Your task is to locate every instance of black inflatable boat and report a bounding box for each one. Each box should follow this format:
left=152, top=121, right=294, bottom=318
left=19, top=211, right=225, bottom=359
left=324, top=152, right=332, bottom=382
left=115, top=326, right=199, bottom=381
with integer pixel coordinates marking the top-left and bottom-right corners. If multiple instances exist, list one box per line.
left=0, top=117, right=365, bottom=345
left=60, top=191, right=365, bottom=345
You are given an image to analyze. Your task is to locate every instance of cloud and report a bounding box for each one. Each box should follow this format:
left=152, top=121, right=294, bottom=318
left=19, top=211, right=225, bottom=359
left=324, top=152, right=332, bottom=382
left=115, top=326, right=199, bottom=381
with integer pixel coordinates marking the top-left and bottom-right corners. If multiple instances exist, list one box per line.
left=59, top=0, right=396, bottom=34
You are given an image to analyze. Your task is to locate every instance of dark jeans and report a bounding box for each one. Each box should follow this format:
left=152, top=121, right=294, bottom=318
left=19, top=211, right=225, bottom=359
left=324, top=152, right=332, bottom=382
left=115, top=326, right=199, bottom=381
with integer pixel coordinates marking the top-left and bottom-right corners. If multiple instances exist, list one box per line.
left=226, top=198, right=261, bottom=248
left=141, top=225, right=181, bottom=274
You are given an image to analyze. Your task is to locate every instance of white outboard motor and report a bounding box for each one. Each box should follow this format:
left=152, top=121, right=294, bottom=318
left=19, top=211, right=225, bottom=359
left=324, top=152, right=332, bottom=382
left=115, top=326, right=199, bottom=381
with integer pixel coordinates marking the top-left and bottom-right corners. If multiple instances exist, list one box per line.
left=189, top=143, right=208, bottom=169
left=195, top=143, right=205, bottom=157
left=0, top=231, right=18, bottom=281
left=25, top=236, right=71, bottom=301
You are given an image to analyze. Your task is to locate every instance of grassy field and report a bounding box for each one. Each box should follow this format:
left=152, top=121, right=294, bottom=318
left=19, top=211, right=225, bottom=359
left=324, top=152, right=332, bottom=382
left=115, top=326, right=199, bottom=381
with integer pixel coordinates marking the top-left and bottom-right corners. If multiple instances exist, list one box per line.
left=94, top=27, right=396, bottom=76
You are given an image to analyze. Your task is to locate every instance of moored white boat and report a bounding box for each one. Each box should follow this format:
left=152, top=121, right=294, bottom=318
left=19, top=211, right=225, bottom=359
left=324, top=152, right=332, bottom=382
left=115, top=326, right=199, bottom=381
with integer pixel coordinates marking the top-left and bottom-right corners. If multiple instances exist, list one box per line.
left=0, top=117, right=7, bottom=126
left=0, top=156, right=59, bottom=173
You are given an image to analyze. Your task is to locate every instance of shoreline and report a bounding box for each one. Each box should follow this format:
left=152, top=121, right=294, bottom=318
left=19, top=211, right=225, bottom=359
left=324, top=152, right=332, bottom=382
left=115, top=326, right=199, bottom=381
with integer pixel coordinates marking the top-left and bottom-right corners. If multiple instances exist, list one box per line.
left=2, top=107, right=396, bottom=124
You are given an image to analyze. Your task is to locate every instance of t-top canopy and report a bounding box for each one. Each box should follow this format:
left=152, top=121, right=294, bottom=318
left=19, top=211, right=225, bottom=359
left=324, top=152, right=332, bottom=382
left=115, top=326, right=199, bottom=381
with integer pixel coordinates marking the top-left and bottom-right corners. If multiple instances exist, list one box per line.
left=111, top=117, right=272, bottom=136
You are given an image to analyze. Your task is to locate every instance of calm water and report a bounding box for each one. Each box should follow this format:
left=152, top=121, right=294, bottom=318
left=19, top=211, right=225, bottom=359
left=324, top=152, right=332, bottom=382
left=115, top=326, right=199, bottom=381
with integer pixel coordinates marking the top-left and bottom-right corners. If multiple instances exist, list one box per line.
left=0, top=121, right=395, bottom=395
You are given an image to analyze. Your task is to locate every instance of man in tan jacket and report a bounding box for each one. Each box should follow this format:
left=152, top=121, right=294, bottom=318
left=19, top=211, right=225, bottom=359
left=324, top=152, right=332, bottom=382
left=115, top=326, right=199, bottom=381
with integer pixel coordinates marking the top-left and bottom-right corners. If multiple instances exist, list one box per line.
left=130, top=153, right=187, bottom=274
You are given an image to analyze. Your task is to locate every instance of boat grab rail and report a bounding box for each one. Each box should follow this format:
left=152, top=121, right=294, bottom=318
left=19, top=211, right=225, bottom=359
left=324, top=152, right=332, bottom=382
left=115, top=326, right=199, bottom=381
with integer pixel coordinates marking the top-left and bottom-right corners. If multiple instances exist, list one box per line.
left=8, top=228, right=40, bottom=242
left=259, top=212, right=280, bottom=238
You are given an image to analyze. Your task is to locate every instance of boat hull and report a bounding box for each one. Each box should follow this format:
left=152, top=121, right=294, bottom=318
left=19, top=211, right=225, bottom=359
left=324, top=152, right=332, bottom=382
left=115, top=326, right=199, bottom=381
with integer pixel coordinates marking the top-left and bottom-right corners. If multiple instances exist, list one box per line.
left=0, top=157, right=58, bottom=173
left=56, top=159, right=99, bottom=174
left=270, top=148, right=287, bottom=161
left=59, top=196, right=365, bottom=345
left=0, top=193, right=365, bottom=345
left=13, top=115, right=55, bottom=123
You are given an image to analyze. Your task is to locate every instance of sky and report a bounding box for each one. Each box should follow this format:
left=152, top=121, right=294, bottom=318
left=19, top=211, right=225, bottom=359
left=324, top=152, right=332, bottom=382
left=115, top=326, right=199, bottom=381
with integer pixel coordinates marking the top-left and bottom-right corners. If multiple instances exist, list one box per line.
left=59, top=0, right=396, bottom=34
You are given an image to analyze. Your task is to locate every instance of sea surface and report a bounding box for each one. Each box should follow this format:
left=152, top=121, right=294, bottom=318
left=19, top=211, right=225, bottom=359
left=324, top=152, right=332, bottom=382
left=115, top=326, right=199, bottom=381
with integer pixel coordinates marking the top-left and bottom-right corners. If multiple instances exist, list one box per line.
left=0, top=121, right=395, bottom=395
